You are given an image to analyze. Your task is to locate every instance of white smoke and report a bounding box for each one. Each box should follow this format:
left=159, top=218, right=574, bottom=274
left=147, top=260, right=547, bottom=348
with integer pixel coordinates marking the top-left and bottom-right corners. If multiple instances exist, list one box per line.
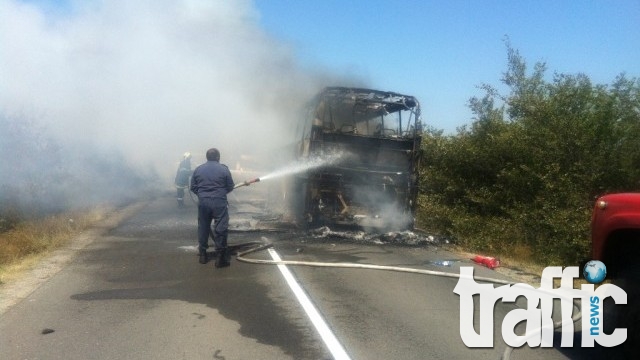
left=0, top=0, right=353, bottom=183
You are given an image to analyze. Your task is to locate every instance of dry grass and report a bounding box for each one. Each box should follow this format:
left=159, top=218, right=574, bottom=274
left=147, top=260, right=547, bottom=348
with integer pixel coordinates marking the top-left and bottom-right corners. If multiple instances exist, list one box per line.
left=0, top=207, right=111, bottom=284
left=496, top=243, right=546, bottom=275
left=451, top=243, right=546, bottom=274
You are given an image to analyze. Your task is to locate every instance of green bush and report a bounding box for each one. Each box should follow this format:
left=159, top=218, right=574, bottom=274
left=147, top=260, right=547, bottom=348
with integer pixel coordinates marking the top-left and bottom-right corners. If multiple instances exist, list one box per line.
left=417, top=44, right=640, bottom=266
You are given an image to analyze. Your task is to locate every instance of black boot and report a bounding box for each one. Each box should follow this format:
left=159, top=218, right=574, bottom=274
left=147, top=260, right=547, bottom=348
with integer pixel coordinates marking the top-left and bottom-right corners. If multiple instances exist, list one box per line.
left=215, top=248, right=230, bottom=268
left=199, top=250, right=208, bottom=264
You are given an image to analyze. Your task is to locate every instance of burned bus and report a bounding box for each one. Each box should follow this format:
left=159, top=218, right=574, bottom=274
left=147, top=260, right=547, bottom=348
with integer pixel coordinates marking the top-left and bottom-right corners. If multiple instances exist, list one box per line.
left=292, top=87, right=423, bottom=230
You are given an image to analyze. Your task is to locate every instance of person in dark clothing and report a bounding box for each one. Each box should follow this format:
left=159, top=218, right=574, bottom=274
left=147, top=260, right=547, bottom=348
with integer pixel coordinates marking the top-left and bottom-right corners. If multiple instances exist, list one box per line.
left=174, top=152, right=192, bottom=207
left=190, top=148, right=235, bottom=267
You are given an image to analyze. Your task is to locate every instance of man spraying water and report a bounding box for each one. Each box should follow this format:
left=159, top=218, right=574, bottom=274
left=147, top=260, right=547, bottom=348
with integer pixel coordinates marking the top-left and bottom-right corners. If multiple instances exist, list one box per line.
left=190, top=148, right=234, bottom=268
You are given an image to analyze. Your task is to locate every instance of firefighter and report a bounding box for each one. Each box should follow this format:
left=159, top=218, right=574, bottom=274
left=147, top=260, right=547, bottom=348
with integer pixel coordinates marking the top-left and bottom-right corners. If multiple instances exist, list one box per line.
left=174, top=152, right=192, bottom=207
left=190, top=148, right=235, bottom=268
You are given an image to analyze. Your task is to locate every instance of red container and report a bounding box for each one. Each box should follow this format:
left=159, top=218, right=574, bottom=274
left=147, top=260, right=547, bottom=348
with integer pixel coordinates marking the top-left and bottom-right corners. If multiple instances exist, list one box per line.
left=472, top=255, right=500, bottom=269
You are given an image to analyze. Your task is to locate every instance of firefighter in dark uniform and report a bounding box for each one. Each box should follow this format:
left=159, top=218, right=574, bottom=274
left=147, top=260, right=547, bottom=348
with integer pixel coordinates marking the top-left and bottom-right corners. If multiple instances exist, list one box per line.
left=174, top=152, right=192, bottom=207
left=190, top=148, right=234, bottom=267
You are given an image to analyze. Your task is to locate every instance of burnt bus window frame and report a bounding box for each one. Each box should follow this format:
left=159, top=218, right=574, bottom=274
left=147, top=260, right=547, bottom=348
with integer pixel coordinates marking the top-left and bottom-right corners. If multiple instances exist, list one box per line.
left=292, top=87, right=423, bottom=230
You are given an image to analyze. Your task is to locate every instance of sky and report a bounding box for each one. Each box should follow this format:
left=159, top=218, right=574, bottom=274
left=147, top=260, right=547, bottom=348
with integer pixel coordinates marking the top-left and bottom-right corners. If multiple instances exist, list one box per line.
left=1, top=0, right=639, bottom=186
left=253, top=0, right=640, bottom=133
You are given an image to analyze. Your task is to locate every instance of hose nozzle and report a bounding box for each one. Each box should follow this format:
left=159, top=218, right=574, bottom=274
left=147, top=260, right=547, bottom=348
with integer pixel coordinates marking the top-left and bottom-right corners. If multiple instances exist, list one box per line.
left=234, top=177, right=261, bottom=189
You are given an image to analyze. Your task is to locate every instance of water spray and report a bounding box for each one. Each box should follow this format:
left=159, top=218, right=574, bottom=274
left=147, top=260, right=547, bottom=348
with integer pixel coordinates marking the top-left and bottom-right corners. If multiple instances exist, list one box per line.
left=233, top=153, right=344, bottom=190
left=233, top=177, right=260, bottom=189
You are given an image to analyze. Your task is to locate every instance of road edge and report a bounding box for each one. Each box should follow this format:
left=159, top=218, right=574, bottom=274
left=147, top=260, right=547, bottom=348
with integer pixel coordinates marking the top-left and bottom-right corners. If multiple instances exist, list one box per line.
left=0, top=201, right=148, bottom=316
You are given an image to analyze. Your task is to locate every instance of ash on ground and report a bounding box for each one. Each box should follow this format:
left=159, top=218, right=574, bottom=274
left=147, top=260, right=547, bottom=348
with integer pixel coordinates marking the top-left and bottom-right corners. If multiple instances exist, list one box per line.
left=308, top=226, right=447, bottom=246
left=228, top=203, right=449, bottom=247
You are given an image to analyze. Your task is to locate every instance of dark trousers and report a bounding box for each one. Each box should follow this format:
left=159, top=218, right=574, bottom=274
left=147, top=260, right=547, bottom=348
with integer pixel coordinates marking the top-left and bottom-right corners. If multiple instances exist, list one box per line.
left=197, top=197, right=229, bottom=253
left=176, top=188, right=185, bottom=206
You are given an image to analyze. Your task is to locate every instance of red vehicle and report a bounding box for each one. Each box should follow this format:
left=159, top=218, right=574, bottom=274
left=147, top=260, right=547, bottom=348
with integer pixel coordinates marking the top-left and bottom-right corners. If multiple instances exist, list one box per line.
left=590, top=192, right=640, bottom=355
left=591, top=192, right=640, bottom=278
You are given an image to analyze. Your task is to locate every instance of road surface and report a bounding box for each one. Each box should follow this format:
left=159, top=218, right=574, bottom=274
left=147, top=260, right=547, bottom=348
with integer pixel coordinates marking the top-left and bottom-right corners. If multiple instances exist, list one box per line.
left=0, top=187, right=623, bottom=359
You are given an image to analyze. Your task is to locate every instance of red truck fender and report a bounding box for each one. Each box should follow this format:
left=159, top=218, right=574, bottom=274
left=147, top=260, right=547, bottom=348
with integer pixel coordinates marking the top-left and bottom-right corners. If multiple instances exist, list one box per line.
left=590, top=192, right=640, bottom=356
left=591, top=193, right=640, bottom=265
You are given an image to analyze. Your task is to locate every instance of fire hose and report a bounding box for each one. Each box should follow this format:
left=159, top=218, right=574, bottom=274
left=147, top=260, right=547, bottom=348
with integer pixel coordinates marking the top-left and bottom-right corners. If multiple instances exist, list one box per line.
left=233, top=177, right=260, bottom=189
left=233, top=240, right=582, bottom=360
left=188, top=177, right=260, bottom=204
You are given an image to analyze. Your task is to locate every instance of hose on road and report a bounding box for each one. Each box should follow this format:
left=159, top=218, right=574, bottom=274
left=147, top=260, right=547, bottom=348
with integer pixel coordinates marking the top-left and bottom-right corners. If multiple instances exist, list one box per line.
left=234, top=240, right=582, bottom=360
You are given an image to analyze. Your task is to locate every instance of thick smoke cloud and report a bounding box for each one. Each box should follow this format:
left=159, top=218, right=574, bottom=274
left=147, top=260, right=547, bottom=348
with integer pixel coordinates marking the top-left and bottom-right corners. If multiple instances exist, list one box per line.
left=0, top=0, right=360, bottom=214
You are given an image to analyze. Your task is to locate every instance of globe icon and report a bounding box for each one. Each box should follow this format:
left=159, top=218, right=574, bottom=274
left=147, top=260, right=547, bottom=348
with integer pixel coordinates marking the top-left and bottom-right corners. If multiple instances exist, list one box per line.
left=583, top=260, right=607, bottom=284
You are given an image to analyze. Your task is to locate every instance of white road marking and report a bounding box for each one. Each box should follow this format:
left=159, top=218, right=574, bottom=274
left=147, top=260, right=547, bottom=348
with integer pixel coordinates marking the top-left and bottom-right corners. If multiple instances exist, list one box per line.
left=177, top=245, right=198, bottom=252
left=268, top=248, right=352, bottom=360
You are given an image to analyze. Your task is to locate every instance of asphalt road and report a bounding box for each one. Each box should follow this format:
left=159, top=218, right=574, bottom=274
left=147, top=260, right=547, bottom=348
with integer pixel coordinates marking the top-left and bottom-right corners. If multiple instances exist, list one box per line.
left=0, top=188, right=625, bottom=359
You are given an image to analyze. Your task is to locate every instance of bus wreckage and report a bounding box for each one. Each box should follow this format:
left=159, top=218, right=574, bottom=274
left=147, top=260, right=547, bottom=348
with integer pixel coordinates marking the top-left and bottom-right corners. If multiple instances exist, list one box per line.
left=292, top=87, right=423, bottom=230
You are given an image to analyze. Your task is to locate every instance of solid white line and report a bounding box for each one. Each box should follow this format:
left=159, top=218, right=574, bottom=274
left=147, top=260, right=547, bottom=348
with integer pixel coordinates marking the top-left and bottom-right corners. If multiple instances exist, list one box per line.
left=268, top=248, right=352, bottom=360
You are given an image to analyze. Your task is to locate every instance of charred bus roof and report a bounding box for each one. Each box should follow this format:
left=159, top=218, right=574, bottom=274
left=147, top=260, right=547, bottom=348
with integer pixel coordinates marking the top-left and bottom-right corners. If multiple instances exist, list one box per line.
left=306, top=87, right=422, bottom=139
left=313, top=87, right=420, bottom=111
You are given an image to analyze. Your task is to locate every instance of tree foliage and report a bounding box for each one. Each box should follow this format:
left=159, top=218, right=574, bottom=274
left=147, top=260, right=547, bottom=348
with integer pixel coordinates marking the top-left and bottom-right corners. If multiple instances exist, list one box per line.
left=418, top=44, right=640, bottom=265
